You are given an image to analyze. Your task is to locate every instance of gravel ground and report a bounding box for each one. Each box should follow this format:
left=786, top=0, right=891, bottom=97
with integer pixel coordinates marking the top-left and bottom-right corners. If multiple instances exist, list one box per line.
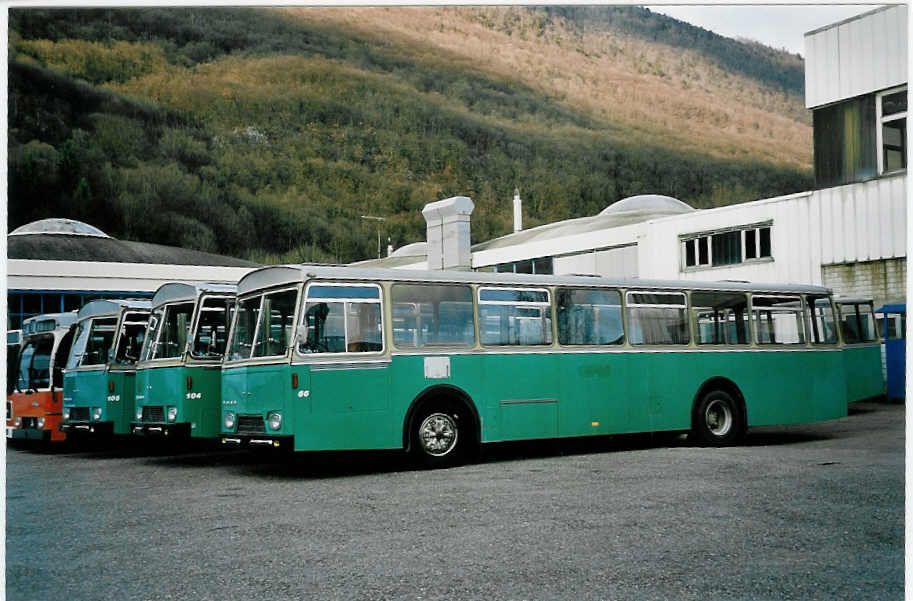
left=6, top=401, right=904, bottom=601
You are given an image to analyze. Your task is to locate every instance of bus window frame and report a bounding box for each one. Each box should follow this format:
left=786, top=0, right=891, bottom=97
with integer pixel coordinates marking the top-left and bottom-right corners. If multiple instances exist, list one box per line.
left=837, top=301, right=880, bottom=345
left=688, top=290, right=751, bottom=347
left=226, top=285, right=302, bottom=364
left=188, top=293, right=236, bottom=362
left=806, top=295, right=839, bottom=346
left=295, top=281, right=385, bottom=358
left=477, top=286, right=553, bottom=348
left=77, top=317, right=118, bottom=369
left=143, top=302, right=194, bottom=363
left=625, top=289, right=690, bottom=346
left=750, top=294, right=807, bottom=346
left=112, top=310, right=152, bottom=367
left=390, top=282, right=476, bottom=351
left=555, top=286, right=625, bottom=347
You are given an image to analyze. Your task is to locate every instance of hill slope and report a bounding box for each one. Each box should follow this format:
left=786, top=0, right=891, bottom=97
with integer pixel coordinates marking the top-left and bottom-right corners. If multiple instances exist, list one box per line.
left=8, top=7, right=812, bottom=264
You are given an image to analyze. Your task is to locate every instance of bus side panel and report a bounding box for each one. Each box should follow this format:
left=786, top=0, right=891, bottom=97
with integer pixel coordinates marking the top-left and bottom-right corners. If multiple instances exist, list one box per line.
left=740, top=350, right=847, bottom=426
left=557, top=352, right=651, bottom=437
left=184, top=365, right=223, bottom=438
left=108, top=371, right=139, bottom=435
left=481, top=353, right=560, bottom=441
left=842, top=344, right=884, bottom=402
left=301, top=362, right=392, bottom=451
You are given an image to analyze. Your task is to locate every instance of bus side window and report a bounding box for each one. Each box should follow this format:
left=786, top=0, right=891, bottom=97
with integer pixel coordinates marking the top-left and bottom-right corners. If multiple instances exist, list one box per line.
left=752, top=296, right=805, bottom=345
left=391, top=284, right=474, bottom=349
left=626, top=292, right=689, bottom=345
left=557, top=288, right=624, bottom=345
left=299, top=284, right=382, bottom=355
left=691, top=291, right=749, bottom=345
left=839, top=302, right=877, bottom=343
left=478, top=288, right=551, bottom=346
left=808, top=296, right=838, bottom=344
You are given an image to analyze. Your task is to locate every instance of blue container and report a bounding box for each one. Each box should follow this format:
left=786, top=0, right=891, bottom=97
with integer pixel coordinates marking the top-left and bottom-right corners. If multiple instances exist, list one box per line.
left=877, top=303, right=905, bottom=401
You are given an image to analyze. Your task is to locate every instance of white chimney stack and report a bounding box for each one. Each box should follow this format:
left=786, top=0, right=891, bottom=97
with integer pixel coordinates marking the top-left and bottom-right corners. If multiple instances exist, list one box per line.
left=422, top=196, right=475, bottom=271
left=513, top=187, right=523, bottom=233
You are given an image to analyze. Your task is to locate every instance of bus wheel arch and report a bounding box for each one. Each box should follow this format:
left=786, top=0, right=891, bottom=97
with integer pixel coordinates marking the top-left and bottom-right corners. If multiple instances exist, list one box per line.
left=691, top=377, right=747, bottom=446
left=403, top=385, right=480, bottom=467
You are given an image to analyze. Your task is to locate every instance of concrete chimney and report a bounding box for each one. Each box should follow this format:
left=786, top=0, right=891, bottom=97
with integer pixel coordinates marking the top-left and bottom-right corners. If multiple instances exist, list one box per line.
left=513, top=187, right=522, bottom=233
left=422, top=196, right=474, bottom=271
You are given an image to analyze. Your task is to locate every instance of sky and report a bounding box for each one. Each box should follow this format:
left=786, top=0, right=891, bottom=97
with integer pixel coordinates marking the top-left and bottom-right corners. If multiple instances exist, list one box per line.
left=644, top=4, right=885, bottom=56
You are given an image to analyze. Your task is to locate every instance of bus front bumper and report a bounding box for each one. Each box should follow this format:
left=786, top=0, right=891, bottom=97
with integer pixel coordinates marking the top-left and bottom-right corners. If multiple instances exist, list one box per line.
left=8, top=427, right=52, bottom=441
left=220, top=434, right=292, bottom=449
left=60, top=421, right=114, bottom=436
left=130, top=422, right=191, bottom=439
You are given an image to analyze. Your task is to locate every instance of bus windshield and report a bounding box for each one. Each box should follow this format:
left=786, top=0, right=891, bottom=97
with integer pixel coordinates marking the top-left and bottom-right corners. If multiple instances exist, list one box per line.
left=16, top=336, right=53, bottom=391
left=191, top=297, right=235, bottom=359
left=227, top=289, right=298, bottom=361
left=113, top=312, right=149, bottom=365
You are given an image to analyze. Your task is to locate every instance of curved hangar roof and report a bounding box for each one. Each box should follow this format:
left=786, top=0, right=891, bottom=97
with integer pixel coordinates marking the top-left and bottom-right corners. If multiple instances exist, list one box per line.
left=473, top=194, right=694, bottom=252
left=8, top=218, right=257, bottom=268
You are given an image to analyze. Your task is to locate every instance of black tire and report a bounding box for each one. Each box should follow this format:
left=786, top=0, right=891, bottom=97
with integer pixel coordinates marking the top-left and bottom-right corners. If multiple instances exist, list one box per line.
left=409, top=401, right=474, bottom=469
left=692, top=389, right=745, bottom=446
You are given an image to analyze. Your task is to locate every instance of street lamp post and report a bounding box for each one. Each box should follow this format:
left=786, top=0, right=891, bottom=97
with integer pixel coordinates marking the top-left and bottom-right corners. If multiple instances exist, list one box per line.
left=360, top=215, right=386, bottom=259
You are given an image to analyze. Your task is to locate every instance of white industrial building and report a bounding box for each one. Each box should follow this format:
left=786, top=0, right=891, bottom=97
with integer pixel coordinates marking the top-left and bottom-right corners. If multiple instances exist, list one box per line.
left=6, top=219, right=257, bottom=330
left=359, top=5, right=907, bottom=310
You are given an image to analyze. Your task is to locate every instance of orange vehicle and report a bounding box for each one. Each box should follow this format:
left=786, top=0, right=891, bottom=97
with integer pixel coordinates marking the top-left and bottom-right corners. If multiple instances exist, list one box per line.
left=7, top=313, right=77, bottom=442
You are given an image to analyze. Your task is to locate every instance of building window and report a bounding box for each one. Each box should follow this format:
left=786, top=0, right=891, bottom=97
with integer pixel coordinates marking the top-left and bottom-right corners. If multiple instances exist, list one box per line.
left=489, top=256, right=554, bottom=275
left=877, top=86, right=906, bottom=174
left=682, top=224, right=771, bottom=270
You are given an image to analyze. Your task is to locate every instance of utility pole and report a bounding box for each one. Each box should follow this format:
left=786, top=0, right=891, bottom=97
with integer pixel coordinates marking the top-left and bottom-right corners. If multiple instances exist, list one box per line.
left=360, top=215, right=386, bottom=259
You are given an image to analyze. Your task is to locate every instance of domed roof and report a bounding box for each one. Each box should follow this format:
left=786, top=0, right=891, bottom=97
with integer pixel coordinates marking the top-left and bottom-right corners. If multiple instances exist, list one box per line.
left=390, top=242, right=428, bottom=258
left=9, top=218, right=111, bottom=238
left=599, top=194, right=694, bottom=216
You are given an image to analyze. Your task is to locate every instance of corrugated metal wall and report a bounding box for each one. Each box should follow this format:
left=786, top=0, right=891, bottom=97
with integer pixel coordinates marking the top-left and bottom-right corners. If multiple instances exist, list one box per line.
left=805, top=5, right=908, bottom=108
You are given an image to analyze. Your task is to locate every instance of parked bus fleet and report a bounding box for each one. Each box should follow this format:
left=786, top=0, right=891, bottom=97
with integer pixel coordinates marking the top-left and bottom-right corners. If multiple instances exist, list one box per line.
left=6, top=266, right=884, bottom=468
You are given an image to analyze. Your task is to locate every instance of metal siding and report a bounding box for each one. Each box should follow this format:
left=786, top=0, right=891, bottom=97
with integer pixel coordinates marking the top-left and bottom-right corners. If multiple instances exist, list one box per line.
left=890, top=178, right=906, bottom=257
left=805, top=6, right=907, bottom=108
left=808, top=194, right=823, bottom=285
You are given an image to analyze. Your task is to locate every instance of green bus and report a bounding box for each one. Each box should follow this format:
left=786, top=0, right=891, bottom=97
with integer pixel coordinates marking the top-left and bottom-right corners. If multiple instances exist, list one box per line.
left=220, top=266, right=879, bottom=467
left=60, top=300, right=151, bottom=437
left=131, top=283, right=236, bottom=439
left=835, top=297, right=884, bottom=403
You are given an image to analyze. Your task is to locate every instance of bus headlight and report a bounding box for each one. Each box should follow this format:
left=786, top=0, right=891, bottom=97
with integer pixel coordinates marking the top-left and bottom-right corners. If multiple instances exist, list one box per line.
left=63, top=407, right=71, bottom=420
left=167, top=406, right=178, bottom=422
left=92, top=407, right=103, bottom=421
left=223, top=411, right=236, bottom=430
left=14, top=417, right=21, bottom=426
left=37, top=417, right=46, bottom=429
left=267, top=412, right=282, bottom=431
left=135, top=407, right=143, bottom=421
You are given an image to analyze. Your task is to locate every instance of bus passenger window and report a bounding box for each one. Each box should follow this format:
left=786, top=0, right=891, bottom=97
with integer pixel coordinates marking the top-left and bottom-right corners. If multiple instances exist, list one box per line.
left=299, top=284, right=383, bottom=355
left=752, top=296, right=805, bottom=345
left=691, top=291, right=749, bottom=345
left=838, top=302, right=877, bottom=343
left=808, top=296, right=838, bottom=344
left=392, top=284, right=474, bottom=348
left=626, top=292, right=689, bottom=345
left=557, top=288, right=624, bottom=345
left=478, top=288, right=552, bottom=346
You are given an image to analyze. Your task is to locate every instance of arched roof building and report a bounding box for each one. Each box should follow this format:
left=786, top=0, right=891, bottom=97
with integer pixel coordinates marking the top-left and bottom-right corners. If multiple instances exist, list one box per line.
left=7, top=219, right=257, bottom=329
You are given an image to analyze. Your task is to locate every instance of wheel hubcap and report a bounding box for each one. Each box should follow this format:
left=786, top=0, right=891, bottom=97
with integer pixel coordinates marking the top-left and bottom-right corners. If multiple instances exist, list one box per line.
left=419, top=413, right=458, bottom=456
left=705, top=399, right=733, bottom=437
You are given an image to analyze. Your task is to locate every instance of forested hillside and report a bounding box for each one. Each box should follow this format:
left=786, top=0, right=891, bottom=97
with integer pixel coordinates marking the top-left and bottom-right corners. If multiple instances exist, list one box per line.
left=8, top=7, right=813, bottom=264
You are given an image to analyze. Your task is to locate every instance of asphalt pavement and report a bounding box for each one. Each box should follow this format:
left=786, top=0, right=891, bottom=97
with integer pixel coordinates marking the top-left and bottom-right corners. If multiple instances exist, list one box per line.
left=6, top=401, right=904, bottom=601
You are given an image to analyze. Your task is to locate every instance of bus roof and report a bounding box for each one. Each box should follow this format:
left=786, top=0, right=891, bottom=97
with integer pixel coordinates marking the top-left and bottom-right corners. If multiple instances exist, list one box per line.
left=150, top=282, right=237, bottom=308
left=236, top=265, right=833, bottom=297
left=22, top=312, right=78, bottom=335
left=76, top=299, right=152, bottom=321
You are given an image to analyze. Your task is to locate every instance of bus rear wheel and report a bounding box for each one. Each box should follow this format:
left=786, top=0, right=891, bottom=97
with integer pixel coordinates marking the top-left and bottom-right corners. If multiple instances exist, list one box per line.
left=693, top=389, right=744, bottom=446
left=410, top=402, right=470, bottom=468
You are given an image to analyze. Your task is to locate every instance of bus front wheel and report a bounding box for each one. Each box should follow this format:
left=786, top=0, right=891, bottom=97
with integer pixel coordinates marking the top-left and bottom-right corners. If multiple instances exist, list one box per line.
left=693, top=389, right=744, bottom=446
left=410, top=402, right=470, bottom=468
